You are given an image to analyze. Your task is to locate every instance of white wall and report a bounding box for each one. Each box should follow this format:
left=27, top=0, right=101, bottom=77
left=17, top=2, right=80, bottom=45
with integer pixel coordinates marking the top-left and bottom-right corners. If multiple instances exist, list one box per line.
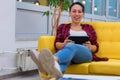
left=0, top=0, right=18, bottom=76
left=0, top=0, right=16, bottom=51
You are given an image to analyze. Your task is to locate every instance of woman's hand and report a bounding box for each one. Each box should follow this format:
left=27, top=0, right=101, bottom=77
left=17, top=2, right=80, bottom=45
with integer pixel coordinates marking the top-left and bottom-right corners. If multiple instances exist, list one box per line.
left=83, top=41, right=97, bottom=53
left=83, top=41, right=92, bottom=50
left=63, top=38, right=74, bottom=45
left=56, top=38, right=74, bottom=50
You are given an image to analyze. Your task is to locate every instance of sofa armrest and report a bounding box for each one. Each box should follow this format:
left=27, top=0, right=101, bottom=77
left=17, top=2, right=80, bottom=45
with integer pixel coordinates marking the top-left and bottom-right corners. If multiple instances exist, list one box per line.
left=38, top=36, right=56, bottom=53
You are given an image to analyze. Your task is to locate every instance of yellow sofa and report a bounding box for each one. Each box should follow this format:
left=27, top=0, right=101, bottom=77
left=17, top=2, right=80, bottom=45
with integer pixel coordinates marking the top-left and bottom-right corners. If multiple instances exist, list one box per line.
left=38, top=22, right=120, bottom=78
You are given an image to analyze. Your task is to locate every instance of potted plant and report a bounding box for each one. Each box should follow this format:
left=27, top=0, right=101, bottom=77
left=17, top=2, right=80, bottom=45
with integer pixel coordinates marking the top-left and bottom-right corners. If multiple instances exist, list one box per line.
left=43, top=0, right=70, bottom=35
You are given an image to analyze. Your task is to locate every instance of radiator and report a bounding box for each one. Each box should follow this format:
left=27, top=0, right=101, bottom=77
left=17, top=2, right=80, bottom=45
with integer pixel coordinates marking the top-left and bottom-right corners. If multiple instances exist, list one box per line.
left=17, top=49, right=38, bottom=71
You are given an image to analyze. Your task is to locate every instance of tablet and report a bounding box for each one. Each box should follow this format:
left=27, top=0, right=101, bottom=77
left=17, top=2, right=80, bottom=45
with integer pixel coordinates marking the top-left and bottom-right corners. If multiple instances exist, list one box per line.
left=68, top=36, right=89, bottom=44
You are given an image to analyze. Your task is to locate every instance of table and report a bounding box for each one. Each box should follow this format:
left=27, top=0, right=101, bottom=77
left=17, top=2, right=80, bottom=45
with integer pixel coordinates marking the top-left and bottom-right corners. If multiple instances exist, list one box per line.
left=58, top=74, right=120, bottom=80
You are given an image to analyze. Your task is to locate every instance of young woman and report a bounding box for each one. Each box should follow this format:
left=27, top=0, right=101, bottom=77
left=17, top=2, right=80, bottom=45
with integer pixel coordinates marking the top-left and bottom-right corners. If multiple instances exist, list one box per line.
left=29, top=2, right=104, bottom=80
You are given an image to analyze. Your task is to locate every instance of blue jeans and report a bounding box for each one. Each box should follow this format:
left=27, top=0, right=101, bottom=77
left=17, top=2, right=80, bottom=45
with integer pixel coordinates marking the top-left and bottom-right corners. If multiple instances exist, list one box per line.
left=54, top=43, right=92, bottom=73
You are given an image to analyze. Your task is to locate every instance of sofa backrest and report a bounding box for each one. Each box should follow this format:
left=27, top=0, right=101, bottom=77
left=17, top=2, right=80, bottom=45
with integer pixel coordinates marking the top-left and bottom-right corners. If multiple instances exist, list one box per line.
left=38, top=22, right=120, bottom=59
left=83, top=22, right=120, bottom=59
left=38, top=36, right=56, bottom=53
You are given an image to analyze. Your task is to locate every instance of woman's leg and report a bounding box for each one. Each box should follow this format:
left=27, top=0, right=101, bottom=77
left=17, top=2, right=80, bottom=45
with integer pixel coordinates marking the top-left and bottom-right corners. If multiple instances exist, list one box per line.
left=71, top=44, right=92, bottom=64
left=28, top=49, right=62, bottom=79
left=54, top=43, right=77, bottom=73
left=54, top=43, right=92, bottom=73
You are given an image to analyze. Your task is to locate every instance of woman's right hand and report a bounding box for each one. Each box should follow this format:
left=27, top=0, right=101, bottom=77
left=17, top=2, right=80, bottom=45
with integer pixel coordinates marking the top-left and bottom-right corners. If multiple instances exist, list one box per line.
left=55, top=38, right=74, bottom=50
left=63, top=38, right=74, bottom=46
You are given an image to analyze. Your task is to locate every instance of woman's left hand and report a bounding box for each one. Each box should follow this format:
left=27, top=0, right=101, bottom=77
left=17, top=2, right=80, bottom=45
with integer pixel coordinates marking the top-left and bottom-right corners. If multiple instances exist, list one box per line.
left=83, top=41, right=92, bottom=50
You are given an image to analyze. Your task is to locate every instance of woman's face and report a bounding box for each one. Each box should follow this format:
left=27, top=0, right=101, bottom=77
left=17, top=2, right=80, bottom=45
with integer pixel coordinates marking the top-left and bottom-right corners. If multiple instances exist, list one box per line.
left=69, top=4, right=84, bottom=24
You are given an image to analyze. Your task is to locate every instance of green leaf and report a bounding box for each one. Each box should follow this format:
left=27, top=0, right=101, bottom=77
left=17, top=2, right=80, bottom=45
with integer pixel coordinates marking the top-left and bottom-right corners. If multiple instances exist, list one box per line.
left=43, top=11, right=51, bottom=16
left=43, top=0, right=70, bottom=16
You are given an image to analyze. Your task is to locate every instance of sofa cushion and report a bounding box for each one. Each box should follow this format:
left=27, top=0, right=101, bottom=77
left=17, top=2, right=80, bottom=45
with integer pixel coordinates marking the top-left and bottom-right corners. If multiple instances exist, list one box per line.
left=97, top=42, right=120, bottom=59
left=65, top=63, right=90, bottom=74
left=89, top=59, right=120, bottom=75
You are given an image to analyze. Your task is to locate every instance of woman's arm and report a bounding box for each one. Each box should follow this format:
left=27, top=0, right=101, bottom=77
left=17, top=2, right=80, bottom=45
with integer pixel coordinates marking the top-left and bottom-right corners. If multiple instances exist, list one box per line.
left=83, top=24, right=99, bottom=53
left=55, top=42, right=65, bottom=50
left=55, top=39, right=73, bottom=50
left=90, top=45, right=97, bottom=53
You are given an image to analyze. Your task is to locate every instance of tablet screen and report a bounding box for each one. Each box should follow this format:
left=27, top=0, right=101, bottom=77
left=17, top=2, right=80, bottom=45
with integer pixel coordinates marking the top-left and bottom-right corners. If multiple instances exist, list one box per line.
left=68, top=36, right=89, bottom=44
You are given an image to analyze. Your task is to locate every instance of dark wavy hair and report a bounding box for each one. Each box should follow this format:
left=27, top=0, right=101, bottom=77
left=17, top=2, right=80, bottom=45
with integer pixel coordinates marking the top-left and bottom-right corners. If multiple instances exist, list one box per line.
left=69, top=2, right=85, bottom=13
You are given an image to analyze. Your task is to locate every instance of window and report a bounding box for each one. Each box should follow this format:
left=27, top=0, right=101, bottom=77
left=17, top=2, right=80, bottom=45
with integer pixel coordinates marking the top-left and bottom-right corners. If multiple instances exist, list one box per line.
left=108, top=0, right=117, bottom=17
left=84, top=0, right=92, bottom=14
left=74, top=0, right=92, bottom=14
left=94, top=0, right=106, bottom=16
left=101, top=0, right=106, bottom=16
left=119, top=1, right=120, bottom=18
left=94, top=0, right=100, bottom=15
